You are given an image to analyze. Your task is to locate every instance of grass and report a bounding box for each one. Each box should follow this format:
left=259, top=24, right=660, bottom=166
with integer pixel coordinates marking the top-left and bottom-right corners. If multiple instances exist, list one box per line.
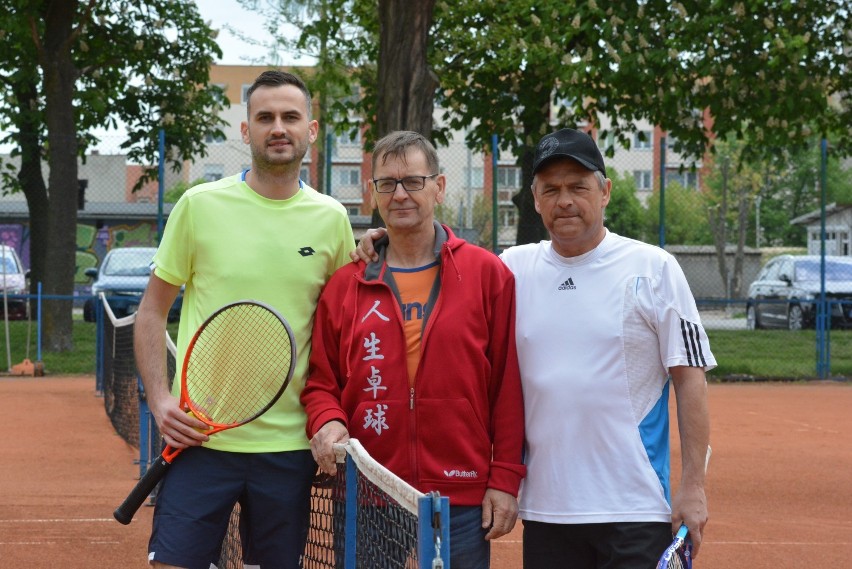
left=706, top=329, right=852, bottom=380
left=0, top=318, right=180, bottom=376
left=1, top=319, right=849, bottom=380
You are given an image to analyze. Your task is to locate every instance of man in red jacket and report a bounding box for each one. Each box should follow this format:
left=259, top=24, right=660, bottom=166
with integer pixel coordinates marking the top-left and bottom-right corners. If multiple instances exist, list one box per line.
left=301, top=130, right=525, bottom=569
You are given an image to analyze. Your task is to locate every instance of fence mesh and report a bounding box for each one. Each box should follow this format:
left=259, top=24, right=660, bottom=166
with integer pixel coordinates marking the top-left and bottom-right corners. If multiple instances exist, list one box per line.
left=2, top=129, right=851, bottom=372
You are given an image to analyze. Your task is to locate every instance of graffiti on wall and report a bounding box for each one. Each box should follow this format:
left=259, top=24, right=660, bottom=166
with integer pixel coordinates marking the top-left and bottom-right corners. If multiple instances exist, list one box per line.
left=1, top=221, right=158, bottom=289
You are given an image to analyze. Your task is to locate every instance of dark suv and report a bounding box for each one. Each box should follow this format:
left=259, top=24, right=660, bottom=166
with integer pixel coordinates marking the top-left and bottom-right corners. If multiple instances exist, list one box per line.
left=746, top=255, right=852, bottom=330
left=83, top=247, right=182, bottom=322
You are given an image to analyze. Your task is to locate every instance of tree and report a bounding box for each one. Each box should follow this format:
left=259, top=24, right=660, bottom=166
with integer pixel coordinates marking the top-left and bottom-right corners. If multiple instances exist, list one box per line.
left=230, top=0, right=851, bottom=254
left=231, top=0, right=370, bottom=195
left=704, top=137, right=765, bottom=298
left=433, top=0, right=852, bottom=245
left=0, top=0, right=227, bottom=351
left=755, top=141, right=852, bottom=248
left=605, top=170, right=647, bottom=241
left=645, top=183, right=713, bottom=246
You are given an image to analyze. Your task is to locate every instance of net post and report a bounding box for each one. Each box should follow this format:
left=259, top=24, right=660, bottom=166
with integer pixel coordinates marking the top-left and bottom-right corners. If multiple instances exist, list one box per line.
left=95, top=297, right=104, bottom=394
left=343, top=453, right=358, bottom=569
left=418, top=492, right=450, bottom=569
left=137, top=376, right=151, bottom=480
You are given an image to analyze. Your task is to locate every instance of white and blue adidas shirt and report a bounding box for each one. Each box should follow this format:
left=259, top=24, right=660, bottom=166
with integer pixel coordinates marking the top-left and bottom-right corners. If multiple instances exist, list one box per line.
left=500, top=230, right=715, bottom=524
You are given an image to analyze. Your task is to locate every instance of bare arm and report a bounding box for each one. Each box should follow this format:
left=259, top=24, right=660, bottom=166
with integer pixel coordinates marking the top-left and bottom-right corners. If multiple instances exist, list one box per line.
left=669, top=365, right=710, bottom=557
left=135, top=274, right=208, bottom=448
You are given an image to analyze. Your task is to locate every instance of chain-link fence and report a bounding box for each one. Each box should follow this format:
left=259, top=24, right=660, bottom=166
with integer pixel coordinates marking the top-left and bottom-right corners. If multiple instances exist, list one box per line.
left=1, top=129, right=851, bottom=378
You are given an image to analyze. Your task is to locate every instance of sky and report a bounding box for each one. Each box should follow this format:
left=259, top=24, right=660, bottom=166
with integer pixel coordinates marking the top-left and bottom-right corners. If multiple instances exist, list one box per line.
left=194, top=0, right=313, bottom=66
left=0, top=2, right=306, bottom=153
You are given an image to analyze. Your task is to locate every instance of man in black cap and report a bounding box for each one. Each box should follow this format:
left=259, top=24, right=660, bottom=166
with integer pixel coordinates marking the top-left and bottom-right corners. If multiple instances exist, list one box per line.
left=352, top=127, right=714, bottom=569
left=500, top=128, right=713, bottom=569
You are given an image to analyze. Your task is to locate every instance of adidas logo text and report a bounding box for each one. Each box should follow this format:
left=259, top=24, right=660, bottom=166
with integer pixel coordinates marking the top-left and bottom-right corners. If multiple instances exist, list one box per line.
left=558, top=278, right=576, bottom=290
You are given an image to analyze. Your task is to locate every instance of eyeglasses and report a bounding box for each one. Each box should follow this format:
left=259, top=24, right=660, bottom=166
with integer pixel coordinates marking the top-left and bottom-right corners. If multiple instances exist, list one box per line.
left=372, top=174, right=439, bottom=194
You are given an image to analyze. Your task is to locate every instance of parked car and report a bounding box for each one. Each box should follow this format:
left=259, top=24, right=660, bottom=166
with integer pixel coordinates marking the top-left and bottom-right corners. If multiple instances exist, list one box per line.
left=0, top=244, right=28, bottom=320
left=746, top=255, right=852, bottom=330
left=83, top=247, right=182, bottom=322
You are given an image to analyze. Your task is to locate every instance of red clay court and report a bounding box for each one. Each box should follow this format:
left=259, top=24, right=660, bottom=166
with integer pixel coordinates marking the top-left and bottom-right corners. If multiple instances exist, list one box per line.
left=1, top=376, right=850, bottom=568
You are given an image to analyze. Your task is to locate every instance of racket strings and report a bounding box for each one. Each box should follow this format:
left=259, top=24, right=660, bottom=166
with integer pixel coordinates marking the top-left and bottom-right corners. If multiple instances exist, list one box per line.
left=186, top=303, right=293, bottom=425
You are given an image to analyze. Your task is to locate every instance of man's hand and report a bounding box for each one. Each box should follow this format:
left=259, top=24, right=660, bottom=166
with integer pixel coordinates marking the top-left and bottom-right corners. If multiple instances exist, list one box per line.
left=349, top=228, right=386, bottom=263
left=481, top=488, right=519, bottom=540
left=149, top=394, right=210, bottom=449
left=671, top=483, right=708, bottom=557
left=310, top=420, right=350, bottom=475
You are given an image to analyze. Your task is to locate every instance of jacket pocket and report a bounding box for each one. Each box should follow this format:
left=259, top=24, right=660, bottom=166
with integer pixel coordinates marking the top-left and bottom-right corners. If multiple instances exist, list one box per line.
left=416, top=398, right=490, bottom=485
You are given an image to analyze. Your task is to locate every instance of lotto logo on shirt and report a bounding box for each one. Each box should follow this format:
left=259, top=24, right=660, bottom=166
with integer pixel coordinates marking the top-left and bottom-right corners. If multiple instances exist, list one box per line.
left=558, top=278, right=576, bottom=290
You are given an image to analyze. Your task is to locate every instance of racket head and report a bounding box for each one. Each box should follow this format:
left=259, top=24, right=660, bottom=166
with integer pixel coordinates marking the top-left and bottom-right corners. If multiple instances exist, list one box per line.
left=180, top=300, right=296, bottom=429
left=656, top=524, right=693, bottom=569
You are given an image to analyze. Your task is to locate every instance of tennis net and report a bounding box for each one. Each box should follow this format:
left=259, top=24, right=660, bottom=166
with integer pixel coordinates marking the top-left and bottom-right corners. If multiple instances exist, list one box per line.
left=217, top=439, right=451, bottom=569
left=96, top=301, right=450, bottom=568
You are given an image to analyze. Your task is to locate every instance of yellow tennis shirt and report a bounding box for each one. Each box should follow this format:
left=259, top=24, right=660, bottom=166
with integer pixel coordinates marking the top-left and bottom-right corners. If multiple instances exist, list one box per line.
left=153, top=174, right=354, bottom=452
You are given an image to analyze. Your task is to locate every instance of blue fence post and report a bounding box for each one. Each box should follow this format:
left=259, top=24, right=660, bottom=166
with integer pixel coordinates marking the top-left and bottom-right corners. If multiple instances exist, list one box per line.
left=138, top=376, right=151, bottom=479
left=36, top=281, right=43, bottom=373
left=816, top=138, right=829, bottom=378
left=95, top=296, right=104, bottom=394
left=157, top=129, right=165, bottom=244
left=491, top=134, right=499, bottom=253
left=658, top=136, right=666, bottom=249
left=325, top=132, right=333, bottom=196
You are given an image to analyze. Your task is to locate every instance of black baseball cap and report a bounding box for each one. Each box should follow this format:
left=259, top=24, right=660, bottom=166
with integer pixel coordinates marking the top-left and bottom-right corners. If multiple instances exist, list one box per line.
left=532, top=128, right=607, bottom=177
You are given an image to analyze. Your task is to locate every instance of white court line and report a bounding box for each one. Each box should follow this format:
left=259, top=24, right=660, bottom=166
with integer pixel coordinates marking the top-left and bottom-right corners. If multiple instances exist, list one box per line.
left=495, top=539, right=852, bottom=546
left=712, top=541, right=852, bottom=545
left=0, top=518, right=116, bottom=524
left=745, top=411, right=840, bottom=434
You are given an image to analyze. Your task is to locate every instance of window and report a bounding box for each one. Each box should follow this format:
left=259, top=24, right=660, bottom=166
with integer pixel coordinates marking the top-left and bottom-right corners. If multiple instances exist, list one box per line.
left=345, top=205, right=361, bottom=216
left=464, top=167, right=484, bottom=188
left=597, top=131, right=615, bottom=152
left=761, top=259, right=781, bottom=281
left=241, top=84, right=251, bottom=104
left=666, top=170, right=699, bottom=190
left=203, top=163, right=224, bottom=182
left=337, top=167, right=360, bottom=186
left=336, top=129, right=361, bottom=147
left=499, top=205, right=517, bottom=227
left=300, top=166, right=310, bottom=186
left=497, top=166, right=521, bottom=189
left=633, top=131, right=652, bottom=150
left=633, top=170, right=652, bottom=191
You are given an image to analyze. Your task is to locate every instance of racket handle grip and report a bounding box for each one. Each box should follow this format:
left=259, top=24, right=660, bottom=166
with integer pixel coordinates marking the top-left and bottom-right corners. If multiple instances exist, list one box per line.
left=113, top=455, right=171, bottom=525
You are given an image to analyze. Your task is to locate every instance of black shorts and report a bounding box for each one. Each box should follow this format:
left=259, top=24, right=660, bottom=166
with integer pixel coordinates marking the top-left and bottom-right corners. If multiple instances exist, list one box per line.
left=148, top=446, right=315, bottom=569
left=522, top=520, right=672, bottom=569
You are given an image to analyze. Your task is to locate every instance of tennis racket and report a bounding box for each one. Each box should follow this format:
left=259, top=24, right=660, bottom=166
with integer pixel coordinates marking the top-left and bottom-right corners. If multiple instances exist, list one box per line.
left=656, top=523, right=692, bottom=569
left=113, top=300, right=296, bottom=525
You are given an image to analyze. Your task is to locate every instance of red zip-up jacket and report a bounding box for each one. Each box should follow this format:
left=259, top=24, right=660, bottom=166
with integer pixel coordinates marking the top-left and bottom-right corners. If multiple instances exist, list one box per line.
left=302, top=224, right=526, bottom=505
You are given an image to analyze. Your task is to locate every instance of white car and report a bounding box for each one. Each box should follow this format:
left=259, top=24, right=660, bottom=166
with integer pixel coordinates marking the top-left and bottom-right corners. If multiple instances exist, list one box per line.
left=0, top=244, right=28, bottom=320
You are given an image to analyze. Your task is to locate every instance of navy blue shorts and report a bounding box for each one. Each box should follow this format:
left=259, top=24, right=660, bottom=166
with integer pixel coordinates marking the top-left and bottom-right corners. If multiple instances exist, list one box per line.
left=148, top=447, right=315, bottom=569
left=522, top=520, right=672, bottom=569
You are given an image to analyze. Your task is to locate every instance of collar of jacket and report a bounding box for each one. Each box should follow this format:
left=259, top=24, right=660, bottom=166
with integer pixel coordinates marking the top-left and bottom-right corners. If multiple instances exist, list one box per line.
left=363, top=221, right=449, bottom=282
